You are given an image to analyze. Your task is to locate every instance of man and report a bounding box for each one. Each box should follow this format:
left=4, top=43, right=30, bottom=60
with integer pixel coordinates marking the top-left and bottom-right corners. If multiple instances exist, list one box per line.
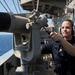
left=41, top=19, right=75, bottom=75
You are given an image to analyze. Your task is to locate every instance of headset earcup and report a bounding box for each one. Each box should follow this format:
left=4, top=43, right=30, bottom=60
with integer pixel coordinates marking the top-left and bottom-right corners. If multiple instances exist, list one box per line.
left=58, top=27, right=61, bottom=34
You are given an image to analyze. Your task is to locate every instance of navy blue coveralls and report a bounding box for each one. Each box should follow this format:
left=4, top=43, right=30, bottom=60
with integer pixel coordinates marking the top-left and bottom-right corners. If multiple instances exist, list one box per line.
left=41, top=36, right=75, bottom=75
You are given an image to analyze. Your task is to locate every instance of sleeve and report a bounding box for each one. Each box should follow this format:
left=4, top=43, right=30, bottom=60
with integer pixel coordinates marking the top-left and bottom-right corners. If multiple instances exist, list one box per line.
left=41, top=41, right=53, bottom=54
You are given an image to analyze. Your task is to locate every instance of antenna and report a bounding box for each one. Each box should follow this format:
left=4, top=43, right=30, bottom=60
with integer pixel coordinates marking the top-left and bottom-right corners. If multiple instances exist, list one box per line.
left=36, top=0, right=39, bottom=11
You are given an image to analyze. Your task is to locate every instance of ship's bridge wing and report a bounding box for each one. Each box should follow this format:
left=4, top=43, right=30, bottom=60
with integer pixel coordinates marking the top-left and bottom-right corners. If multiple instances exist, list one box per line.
left=20, top=0, right=66, bottom=17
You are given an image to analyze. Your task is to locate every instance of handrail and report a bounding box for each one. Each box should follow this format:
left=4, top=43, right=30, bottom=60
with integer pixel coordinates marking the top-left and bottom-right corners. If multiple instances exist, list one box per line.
left=0, top=49, right=14, bottom=66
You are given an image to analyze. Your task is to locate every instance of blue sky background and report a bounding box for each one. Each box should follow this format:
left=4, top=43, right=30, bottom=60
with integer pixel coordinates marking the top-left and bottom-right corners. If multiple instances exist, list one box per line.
left=0, top=0, right=28, bottom=13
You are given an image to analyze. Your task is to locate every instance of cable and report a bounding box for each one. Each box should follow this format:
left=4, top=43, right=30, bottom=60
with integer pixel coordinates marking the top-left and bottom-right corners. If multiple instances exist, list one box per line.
left=3, top=0, right=12, bottom=12
left=17, top=0, right=21, bottom=13
left=12, top=0, right=18, bottom=14
left=0, top=1, right=8, bottom=12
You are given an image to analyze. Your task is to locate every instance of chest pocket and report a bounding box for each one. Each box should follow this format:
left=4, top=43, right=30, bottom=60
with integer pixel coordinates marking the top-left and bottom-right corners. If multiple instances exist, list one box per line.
left=73, top=44, right=75, bottom=46
left=58, top=46, right=69, bottom=64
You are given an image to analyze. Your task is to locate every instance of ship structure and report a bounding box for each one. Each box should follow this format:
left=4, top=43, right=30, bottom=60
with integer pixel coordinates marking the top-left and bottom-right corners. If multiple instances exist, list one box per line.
left=0, top=0, right=75, bottom=75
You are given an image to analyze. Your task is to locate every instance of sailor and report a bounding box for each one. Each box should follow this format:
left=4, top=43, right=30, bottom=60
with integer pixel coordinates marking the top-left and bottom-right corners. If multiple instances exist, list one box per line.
left=41, top=19, right=75, bottom=75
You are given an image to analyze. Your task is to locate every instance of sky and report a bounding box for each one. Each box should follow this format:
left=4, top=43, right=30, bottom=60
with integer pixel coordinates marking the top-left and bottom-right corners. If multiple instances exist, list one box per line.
left=0, top=0, right=28, bottom=14
left=0, top=0, right=52, bottom=34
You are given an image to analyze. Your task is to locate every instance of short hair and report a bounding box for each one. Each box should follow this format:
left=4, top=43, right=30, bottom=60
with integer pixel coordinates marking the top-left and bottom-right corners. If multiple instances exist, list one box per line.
left=61, top=19, right=74, bottom=35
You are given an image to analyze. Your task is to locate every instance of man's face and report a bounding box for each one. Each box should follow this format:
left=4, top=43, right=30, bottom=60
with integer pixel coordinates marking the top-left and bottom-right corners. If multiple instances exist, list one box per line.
left=61, top=21, right=72, bottom=38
